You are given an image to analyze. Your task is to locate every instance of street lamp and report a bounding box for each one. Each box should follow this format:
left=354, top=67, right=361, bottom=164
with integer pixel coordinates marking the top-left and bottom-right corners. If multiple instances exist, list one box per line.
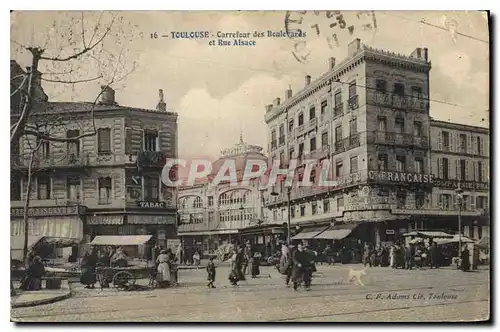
left=456, top=185, right=464, bottom=256
left=271, top=186, right=292, bottom=245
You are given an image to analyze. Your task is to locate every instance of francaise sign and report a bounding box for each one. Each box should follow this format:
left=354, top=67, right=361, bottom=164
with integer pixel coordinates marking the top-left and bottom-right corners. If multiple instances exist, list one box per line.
left=368, top=171, right=434, bottom=184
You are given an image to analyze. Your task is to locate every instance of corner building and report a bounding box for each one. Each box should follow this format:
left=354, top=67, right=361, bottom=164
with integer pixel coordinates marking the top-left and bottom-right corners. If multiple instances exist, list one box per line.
left=264, top=39, right=435, bottom=248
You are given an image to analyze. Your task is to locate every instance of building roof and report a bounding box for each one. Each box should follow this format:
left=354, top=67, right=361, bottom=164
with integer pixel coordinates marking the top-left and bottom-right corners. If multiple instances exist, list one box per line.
left=430, top=118, right=489, bottom=134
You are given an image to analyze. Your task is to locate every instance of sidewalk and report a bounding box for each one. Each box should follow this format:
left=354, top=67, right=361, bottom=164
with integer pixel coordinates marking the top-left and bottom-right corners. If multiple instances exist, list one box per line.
left=11, top=279, right=71, bottom=308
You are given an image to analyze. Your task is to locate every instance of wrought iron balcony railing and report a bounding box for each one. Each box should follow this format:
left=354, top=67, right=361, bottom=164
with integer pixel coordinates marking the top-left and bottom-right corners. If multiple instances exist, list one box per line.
left=370, top=91, right=429, bottom=112
left=347, top=95, right=359, bottom=111
left=371, top=131, right=429, bottom=149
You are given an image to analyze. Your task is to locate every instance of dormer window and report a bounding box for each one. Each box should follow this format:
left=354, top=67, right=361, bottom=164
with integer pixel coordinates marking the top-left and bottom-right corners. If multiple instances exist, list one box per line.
left=144, top=130, right=158, bottom=151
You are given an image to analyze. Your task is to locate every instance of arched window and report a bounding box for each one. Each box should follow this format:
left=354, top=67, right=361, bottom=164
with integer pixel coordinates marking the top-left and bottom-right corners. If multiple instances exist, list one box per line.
left=193, top=196, right=203, bottom=209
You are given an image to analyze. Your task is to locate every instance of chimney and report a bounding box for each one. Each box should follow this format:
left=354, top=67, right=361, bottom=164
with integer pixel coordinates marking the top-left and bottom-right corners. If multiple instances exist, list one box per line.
left=285, top=85, right=293, bottom=100
left=265, top=104, right=273, bottom=113
left=423, top=48, right=429, bottom=61
left=305, top=75, right=311, bottom=86
left=410, top=47, right=429, bottom=61
left=99, top=85, right=116, bottom=105
left=328, top=57, right=336, bottom=69
left=274, top=97, right=281, bottom=107
left=156, top=89, right=166, bottom=111
left=348, top=38, right=361, bottom=57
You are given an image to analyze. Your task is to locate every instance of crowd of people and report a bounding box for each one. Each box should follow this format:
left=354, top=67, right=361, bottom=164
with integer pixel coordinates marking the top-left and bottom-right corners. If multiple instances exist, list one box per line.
left=80, top=246, right=131, bottom=289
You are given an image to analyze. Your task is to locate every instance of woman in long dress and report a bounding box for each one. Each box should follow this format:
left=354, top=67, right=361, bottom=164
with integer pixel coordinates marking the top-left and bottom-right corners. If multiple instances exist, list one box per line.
left=156, top=250, right=171, bottom=288
left=389, top=245, right=396, bottom=269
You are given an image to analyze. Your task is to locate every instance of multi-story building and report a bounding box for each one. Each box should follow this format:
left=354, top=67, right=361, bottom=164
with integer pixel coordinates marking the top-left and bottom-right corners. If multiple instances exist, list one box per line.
left=11, top=68, right=178, bottom=249
left=264, top=38, right=486, bottom=247
left=177, top=137, right=281, bottom=255
left=429, top=119, right=490, bottom=239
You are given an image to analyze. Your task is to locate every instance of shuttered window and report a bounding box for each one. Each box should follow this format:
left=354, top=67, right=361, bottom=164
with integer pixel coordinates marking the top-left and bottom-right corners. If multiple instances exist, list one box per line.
left=97, top=128, right=111, bottom=154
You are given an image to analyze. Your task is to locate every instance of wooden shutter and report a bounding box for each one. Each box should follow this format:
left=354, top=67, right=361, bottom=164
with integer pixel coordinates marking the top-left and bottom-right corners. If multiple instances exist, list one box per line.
left=452, top=194, right=457, bottom=210
left=437, top=132, right=443, bottom=151
left=474, top=161, right=479, bottom=181
left=159, top=130, right=175, bottom=157
left=438, top=158, right=443, bottom=179
left=464, top=160, right=470, bottom=181
left=125, top=128, right=143, bottom=155
left=480, top=137, right=485, bottom=156
left=455, top=159, right=460, bottom=180
left=447, top=158, right=452, bottom=180
left=449, top=132, right=455, bottom=152
left=467, top=134, right=472, bottom=154
left=483, top=162, right=488, bottom=182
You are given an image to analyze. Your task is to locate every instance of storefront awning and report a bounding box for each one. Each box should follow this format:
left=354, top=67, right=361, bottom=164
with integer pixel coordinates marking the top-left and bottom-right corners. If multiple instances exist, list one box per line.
left=291, top=226, right=329, bottom=240
left=11, top=216, right=83, bottom=240
left=434, top=234, right=475, bottom=245
left=11, top=236, right=79, bottom=261
left=127, top=214, right=176, bottom=224
left=90, top=235, right=152, bottom=246
left=314, top=223, right=358, bottom=240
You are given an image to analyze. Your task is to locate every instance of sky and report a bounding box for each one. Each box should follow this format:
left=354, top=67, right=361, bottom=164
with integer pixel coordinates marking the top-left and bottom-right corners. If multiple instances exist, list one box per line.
left=10, top=11, right=490, bottom=159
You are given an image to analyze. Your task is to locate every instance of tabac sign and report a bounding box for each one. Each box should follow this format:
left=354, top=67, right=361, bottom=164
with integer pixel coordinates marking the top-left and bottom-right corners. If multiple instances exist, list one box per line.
left=137, top=201, right=167, bottom=209
left=368, top=171, right=434, bottom=184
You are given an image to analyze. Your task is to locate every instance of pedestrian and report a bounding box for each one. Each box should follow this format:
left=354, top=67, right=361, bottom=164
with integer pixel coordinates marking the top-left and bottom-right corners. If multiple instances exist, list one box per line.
left=389, top=245, right=396, bottom=269
left=362, top=244, right=371, bottom=267
left=243, top=241, right=252, bottom=275
left=292, top=243, right=313, bottom=291
left=156, top=249, right=170, bottom=288
left=369, top=246, right=377, bottom=267
left=284, top=245, right=295, bottom=287
left=251, top=252, right=261, bottom=278
left=404, top=244, right=413, bottom=270
left=19, top=256, right=45, bottom=291
left=193, top=250, right=201, bottom=269
left=429, top=242, right=439, bottom=269
left=168, top=249, right=179, bottom=286
left=228, top=250, right=239, bottom=286
left=206, top=256, right=216, bottom=288
left=80, top=248, right=98, bottom=289
left=460, top=246, right=471, bottom=272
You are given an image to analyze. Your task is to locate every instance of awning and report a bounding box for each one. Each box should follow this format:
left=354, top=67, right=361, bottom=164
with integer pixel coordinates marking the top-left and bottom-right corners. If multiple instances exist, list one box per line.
left=477, top=236, right=490, bottom=249
left=87, top=215, right=123, bottom=225
left=314, top=223, right=358, bottom=240
left=435, top=234, right=475, bottom=245
left=127, top=214, right=176, bottom=224
left=11, top=235, right=44, bottom=251
left=291, top=226, right=329, bottom=240
left=11, top=236, right=80, bottom=261
left=402, top=231, right=453, bottom=239
left=90, top=235, right=152, bottom=246
left=11, top=216, right=83, bottom=240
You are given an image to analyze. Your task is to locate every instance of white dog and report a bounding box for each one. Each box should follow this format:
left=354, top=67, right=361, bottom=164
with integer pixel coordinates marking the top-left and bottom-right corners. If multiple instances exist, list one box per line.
left=347, top=267, right=366, bottom=286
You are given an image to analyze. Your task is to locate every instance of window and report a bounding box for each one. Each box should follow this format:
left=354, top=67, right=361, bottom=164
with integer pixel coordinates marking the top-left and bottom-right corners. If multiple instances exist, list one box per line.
left=414, top=121, right=423, bottom=137
left=279, top=125, right=285, bottom=145
left=323, top=199, right=330, bottom=213
left=442, top=157, right=449, bottom=180
left=126, top=171, right=142, bottom=200
left=312, top=202, right=317, bottom=215
left=298, top=113, right=304, bottom=126
left=193, top=197, right=203, bottom=209
left=271, top=129, right=277, bottom=149
left=376, top=79, right=387, bottom=92
left=411, top=86, right=422, bottom=98
left=394, top=83, right=405, bottom=96
left=289, top=148, right=294, bottom=160
left=310, top=169, right=316, bottom=183
left=321, top=132, right=328, bottom=148
left=477, top=161, right=483, bottom=182
left=310, top=137, right=316, bottom=152
left=415, top=158, right=423, bottom=174
left=396, top=156, right=406, bottom=172
left=290, top=206, right=295, bottom=218
left=476, top=136, right=482, bottom=155
left=349, top=118, right=357, bottom=136
left=442, top=131, right=450, bottom=151
left=144, top=130, right=158, bottom=151
left=459, top=134, right=467, bottom=153
left=66, top=176, right=81, bottom=202
left=279, top=152, right=285, bottom=165
left=37, top=174, right=51, bottom=200
left=440, top=194, right=452, bottom=210
left=208, top=196, right=213, bottom=207
left=11, top=175, right=21, bottom=201
left=321, top=100, right=327, bottom=115
left=350, top=156, right=358, bottom=173
left=337, top=197, right=344, bottom=211
left=98, top=177, right=112, bottom=204
left=288, top=119, right=294, bottom=133
left=66, top=129, right=80, bottom=157
left=458, top=160, right=466, bottom=180
left=348, top=81, right=357, bottom=98
left=395, top=118, right=404, bottom=134
left=415, top=192, right=425, bottom=209
left=334, top=92, right=342, bottom=116
left=462, top=195, right=470, bottom=210
left=144, top=174, right=159, bottom=200
left=309, top=106, right=316, bottom=120
left=378, top=154, right=388, bottom=171
left=335, top=125, right=343, bottom=142
left=378, top=116, right=387, bottom=132
left=300, top=205, right=305, bottom=217
left=36, top=136, right=50, bottom=160
left=335, top=161, right=343, bottom=178
left=478, top=227, right=483, bottom=240
left=298, top=143, right=304, bottom=159
left=396, top=191, right=406, bottom=208
left=97, top=128, right=111, bottom=154
left=476, top=196, right=488, bottom=210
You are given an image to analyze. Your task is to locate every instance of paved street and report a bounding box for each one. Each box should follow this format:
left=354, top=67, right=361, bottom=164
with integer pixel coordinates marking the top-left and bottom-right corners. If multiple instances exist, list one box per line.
left=11, top=264, right=489, bottom=322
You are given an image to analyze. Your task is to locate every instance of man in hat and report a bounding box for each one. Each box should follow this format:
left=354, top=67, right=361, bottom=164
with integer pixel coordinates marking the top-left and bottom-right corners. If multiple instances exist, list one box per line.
left=292, top=242, right=314, bottom=291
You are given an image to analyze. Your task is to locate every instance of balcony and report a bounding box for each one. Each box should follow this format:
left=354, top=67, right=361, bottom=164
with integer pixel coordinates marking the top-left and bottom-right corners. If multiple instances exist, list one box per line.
left=370, top=91, right=429, bottom=112
left=347, top=95, right=359, bottom=111
left=270, top=141, right=277, bottom=150
left=333, top=134, right=361, bottom=156
left=307, top=117, right=317, bottom=129
left=178, top=222, right=214, bottom=233
left=278, top=136, right=285, bottom=146
left=371, top=131, right=429, bottom=149
left=98, top=197, right=111, bottom=205
left=334, top=104, right=343, bottom=118
left=296, top=124, right=305, bottom=136
left=136, top=151, right=167, bottom=168
left=15, top=152, right=91, bottom=170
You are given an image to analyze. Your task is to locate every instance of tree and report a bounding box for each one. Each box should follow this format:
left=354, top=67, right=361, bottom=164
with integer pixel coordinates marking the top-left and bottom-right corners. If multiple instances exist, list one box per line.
left=10, top=11, right=137, bottom=263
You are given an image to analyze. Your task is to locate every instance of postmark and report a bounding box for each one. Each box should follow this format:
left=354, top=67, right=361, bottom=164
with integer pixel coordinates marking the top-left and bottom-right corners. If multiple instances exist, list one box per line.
left=284, top=10, right=378, bottom=63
